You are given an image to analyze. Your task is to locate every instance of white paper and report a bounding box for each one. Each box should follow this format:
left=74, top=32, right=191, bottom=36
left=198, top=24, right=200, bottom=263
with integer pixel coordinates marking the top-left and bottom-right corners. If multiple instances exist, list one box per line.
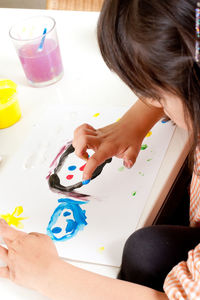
left=0, top=105, right=175, bottom=267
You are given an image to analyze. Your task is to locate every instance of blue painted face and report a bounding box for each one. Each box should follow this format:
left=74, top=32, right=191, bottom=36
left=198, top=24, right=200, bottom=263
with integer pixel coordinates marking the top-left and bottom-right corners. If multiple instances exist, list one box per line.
left=47, top=198, right=88, bottom=242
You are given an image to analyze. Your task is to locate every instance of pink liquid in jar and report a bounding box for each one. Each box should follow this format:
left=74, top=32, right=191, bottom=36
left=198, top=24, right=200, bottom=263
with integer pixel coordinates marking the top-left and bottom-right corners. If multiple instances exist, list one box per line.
left=19, top=39, right=63, bottom=85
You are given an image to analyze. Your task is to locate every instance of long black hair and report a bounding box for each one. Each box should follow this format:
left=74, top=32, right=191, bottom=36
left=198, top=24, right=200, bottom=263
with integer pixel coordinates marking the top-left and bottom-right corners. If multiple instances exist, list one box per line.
left=97, top=0, right=200, bottom=162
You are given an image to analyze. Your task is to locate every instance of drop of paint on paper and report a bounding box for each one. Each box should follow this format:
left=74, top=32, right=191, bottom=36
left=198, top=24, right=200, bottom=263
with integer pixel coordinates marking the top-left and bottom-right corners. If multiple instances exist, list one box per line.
left=146, top=131, right=152, bottom=137
left=141, top=144, right=148, bottom=150
left=52, top=227, right=62, bottom=234
left=66, top=174, right=74, bottom=180
left=118, top=166, right=125, bottom=172
left=98, top=246, right=105, bottom=253
left=93, top=113, right=100, bottom=117
left=68, top=165, right=77, bottom=171
left=79, top=164, right=86, bottom=171
left=63, top=211, right=71, bottom=217
left=147, top=158, right=152, bottom=162
left=132, top=191, right=136, bottom=197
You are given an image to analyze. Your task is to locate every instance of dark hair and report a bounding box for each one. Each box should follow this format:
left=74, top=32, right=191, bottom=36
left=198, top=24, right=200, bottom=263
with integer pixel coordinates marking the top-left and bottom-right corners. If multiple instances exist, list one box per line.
left=97, top=0, right=200, bottom=167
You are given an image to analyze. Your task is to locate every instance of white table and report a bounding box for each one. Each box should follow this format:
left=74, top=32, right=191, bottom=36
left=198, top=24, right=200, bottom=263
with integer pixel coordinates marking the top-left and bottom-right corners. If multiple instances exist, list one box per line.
left=0, top=8, right=190, bottom=300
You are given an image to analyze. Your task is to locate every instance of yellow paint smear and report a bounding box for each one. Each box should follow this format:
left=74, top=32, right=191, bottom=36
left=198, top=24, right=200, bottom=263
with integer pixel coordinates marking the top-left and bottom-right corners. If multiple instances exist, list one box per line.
left=98, top=246, right=105, bottom=253
left=116, top=118, right=121, bottom=122
left=146, top=131, right=152, bottom=137
left=93, top=113, right=100, bottom=117
left=0, top=206, right=28, bottom=229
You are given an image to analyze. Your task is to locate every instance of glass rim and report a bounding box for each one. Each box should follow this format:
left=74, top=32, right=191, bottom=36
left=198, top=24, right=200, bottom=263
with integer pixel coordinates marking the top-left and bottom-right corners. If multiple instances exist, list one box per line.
left=9, top=15, right=56, bottom=42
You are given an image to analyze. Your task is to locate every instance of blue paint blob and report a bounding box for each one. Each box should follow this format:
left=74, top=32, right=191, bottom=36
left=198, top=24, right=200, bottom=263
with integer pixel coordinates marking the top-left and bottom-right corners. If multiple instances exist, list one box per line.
left=82, top=179, right=91, bottom=185
left=65, top=219, right=75, bottom=233
left=63, top=211, right=71, bottom=217
left=68, top=165, right=77, bottom=171
left=47, top=198, right=88, bottom=242
left=52, top=227, right=62, bottom=234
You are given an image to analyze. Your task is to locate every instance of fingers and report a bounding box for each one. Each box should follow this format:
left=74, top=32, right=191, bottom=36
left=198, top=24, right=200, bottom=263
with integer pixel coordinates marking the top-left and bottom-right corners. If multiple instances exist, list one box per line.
left=73, top=124, right=97, bottom=160
left=123, top=147, right=138, bottom=169
left=83, top=148, right=111, bottom=180
left=0, top=245, right=8, bottom=264
left=0, top=219, right=24, bottom=246
left=0, top=244, right=9, bottom=279
left=0, top=266, right=9, bottom=279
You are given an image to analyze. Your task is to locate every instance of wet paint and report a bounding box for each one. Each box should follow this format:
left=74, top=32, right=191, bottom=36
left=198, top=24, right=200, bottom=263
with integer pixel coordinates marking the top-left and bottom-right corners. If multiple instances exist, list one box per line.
left=0, top=206, right=28, bottom=229
left=47, top=198, right=88, bottom=242
left=141, top=144, right=148, bottom=150
left=48, top=143, right=112, bottom=196
left=82, top=179, right=91, bottom=185
left=147, top=158, right=152, bottom=162
left=132, top=191, right=136, bottom=197
left=98, top=246, right=105, bottom=253
left=146, top=131, right=152, bottom=137
left=79, top=164, right=86, bottom=171
left=68, top=165, right=77, bottom=171
left=93, top=113, right=100, bottom=117
left=118, top=166, right=125, bottom=172
left=66, top=174, right=74, bottom=180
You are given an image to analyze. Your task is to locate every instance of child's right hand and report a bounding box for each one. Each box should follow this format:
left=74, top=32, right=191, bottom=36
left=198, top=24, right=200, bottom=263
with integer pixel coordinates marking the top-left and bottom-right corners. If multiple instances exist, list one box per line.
left=73, top=100, right=164, bottom=180
left=73, top=120, right=143, bottom=181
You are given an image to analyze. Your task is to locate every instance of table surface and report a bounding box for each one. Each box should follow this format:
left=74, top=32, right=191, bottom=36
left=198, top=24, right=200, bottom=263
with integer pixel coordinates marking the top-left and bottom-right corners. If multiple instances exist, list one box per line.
left=0, top=8, right=190, bottom=300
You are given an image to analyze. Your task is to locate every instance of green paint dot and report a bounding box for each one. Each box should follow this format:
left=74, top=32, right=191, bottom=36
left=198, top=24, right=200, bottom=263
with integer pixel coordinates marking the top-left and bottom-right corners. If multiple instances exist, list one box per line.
left=132, top=191, right=136, bottom=197
left=118, top=166, right=125, bottom=172
left=141, top=144, right=148, bottom=150
left=147, top=158, right=152, bottom=162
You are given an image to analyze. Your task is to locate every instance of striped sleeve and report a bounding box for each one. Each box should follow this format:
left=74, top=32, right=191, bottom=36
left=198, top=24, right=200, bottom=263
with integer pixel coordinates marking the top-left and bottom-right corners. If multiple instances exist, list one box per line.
left=163, top=243, right=200, bottom=299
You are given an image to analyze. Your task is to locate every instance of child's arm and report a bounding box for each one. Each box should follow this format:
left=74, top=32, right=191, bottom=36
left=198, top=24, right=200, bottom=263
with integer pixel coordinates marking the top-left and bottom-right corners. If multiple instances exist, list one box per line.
left=0, top=219, right=167, bottom=300
left=73, top=99, right=164, bottom=180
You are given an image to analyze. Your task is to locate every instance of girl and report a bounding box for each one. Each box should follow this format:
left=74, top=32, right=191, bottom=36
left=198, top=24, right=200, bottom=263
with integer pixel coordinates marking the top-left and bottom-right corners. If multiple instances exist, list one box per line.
left=0, top=0, right=199, bottom=299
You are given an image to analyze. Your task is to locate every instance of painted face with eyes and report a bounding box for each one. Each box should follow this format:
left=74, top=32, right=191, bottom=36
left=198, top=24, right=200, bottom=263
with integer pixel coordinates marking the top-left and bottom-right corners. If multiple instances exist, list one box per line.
left=47, top=198, right=88, bottom=242
left=146, top=91, right=192, bottom=131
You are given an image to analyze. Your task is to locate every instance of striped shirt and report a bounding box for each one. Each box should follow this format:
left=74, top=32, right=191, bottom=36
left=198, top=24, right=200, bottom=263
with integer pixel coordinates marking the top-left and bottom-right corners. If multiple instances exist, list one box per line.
left=164, top=145, right=200, bottom=299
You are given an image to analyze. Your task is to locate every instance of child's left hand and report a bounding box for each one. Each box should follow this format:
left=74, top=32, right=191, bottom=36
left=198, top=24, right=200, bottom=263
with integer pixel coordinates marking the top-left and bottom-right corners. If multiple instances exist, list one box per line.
left=0, top=218, right=59, bottom=292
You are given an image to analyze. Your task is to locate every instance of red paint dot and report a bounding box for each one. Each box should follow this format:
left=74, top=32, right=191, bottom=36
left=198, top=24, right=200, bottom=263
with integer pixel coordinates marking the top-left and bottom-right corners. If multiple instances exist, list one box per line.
left=79, top=164, right=86, bottom=171
left=66, top=174, right=74, bottom=180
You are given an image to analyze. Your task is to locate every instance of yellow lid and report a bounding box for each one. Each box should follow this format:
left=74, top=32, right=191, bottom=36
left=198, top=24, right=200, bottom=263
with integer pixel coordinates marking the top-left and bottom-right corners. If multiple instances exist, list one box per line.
left=0, top=79, right=21, bottom=129
left=0, top=79, right=17, bottom=104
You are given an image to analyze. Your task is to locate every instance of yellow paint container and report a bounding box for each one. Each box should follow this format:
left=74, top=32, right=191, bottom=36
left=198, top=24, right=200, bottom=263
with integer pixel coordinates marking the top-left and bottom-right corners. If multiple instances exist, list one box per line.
left=0, top=79, right=21, bottom=129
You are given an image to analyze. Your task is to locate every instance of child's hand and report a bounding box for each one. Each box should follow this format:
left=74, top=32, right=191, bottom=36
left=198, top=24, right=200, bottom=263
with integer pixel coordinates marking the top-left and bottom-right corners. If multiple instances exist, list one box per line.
left=73, top=100, right=163, bottom=181
left=0, top=219, right=59, bottom=292
left=73, top=120, right=142, bottom=180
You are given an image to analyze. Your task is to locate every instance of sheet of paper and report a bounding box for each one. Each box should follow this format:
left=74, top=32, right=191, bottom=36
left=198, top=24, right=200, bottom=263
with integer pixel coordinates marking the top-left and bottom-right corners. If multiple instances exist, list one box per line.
left=0, top=105, right=175, bottom=267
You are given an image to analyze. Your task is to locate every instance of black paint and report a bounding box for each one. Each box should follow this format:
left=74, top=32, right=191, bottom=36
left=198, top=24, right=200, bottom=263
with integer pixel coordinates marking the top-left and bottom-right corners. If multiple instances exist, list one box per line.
left=48, top=144, right=112, bottom=195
